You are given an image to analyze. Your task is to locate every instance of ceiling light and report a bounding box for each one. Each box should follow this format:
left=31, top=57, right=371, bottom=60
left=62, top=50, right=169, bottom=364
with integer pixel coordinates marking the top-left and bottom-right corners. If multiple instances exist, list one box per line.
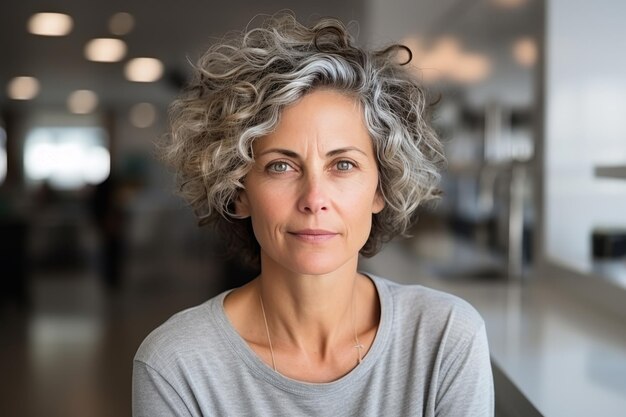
left=67, top=90, right=98, bottom=114
left=512, top=37, right=537, bottom=67
left=129, top=103, right=157, bottom=128
left=426, top=37, right=462, bottom=70
left=450, top=53, right=492, bottom=84
left=417, top=36, right=462, bottom=83
left=7, top=76, right=40, bottom=100
left=109, top=12, right=135, bottom=36
left=28, top=12, right=73, bottom=36
left=410, top=36, right=492, bottom=85
left=124, top=58, right=164, bottom=82
left=85, top=38, right=127, bottom=62
left=401, top=36, right=426, bottom=64
left=491, top=0, right=527, bottom=8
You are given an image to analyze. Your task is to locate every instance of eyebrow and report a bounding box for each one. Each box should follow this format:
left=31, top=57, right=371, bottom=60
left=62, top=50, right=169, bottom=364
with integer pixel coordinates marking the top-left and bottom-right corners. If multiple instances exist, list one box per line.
left=258, top=146, right=368, bottom=158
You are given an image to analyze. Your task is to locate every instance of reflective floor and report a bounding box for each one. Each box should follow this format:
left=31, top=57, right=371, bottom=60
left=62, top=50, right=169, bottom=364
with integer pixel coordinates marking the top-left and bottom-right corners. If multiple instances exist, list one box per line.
left=1, top=257, right=223, bottom=417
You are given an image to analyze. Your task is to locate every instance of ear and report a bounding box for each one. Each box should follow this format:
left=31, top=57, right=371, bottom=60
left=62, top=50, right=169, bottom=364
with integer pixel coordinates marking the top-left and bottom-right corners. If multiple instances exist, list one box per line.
left=234, top=189, right=251, bottom=218
left=372, top=189, right=385, bottom=214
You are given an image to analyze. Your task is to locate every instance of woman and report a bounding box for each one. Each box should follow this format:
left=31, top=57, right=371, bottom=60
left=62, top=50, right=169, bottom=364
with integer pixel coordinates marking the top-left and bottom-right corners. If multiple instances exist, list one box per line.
left=133, top=13, right=494, bottom=417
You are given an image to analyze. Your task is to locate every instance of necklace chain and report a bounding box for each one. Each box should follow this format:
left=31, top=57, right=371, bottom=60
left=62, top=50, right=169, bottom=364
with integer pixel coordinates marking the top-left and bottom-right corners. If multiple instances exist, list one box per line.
left=259, top=292, right=277, bottom=371
left=258, top=281, right=363, bottom=374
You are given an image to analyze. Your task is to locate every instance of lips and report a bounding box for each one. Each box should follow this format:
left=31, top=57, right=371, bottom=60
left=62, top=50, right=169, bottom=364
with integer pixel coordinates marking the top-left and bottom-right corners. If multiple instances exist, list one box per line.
left=288, top=229, right=339, bottom=242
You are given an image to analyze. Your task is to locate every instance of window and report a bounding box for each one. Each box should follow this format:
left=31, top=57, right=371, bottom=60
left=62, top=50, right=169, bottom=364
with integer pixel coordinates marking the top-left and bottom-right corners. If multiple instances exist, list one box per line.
left=23, top=127, right=110, bottom=190
left=0, top=126, right=6, bottom=185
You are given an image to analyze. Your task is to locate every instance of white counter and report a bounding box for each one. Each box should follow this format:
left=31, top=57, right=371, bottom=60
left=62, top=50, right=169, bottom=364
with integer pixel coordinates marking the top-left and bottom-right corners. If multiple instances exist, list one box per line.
left=362, top=242, right=626, bottom=417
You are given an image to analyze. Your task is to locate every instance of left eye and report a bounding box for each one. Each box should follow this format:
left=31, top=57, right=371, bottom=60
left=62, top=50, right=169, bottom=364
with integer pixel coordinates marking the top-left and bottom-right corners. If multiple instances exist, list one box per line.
left=336, top=161, right=354, bottom=171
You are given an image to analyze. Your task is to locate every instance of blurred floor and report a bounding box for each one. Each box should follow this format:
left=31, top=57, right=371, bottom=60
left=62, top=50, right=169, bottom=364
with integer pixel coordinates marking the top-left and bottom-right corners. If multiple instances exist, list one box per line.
left=1, top=238, right=224, bottom=417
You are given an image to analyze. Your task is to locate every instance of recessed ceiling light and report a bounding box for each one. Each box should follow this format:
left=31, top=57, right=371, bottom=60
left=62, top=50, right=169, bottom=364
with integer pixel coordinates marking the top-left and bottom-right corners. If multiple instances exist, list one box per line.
left=417, top=36, right=462, bottom=83
left=401, top=35, right=426, bottom=64
left=409, top=36, right=492, bottom=85
left=450, top=53, right=492, bottom=84
left=124, top=58, right=164, bottom=82
left=129, top=103, right=157, bottom=128
left=512, top=37, right=537, bottom=67
left=28, top=12, right=73, bottom=36
left=85, top=38, right=127, bottom=62
left=67, top=90, right=99, bottom=114
left=491, top=0, right=527, bottom=8
left=7, top=76, right=40, bottom=100
left=109, top=12, right=135, bottom=36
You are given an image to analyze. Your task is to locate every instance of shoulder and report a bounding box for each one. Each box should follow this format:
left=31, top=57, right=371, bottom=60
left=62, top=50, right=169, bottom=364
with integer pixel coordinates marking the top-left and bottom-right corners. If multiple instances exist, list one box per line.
left=134, top=292, right=228, bottom=369
left=372, top=275, right=485, bottom=341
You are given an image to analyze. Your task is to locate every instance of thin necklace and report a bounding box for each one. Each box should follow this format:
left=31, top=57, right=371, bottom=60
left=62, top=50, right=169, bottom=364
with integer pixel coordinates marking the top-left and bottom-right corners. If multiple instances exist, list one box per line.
left=352, top=279, right=364, bottom=364
left=259, top=293, right=277, bottom=372
left=258, top=281, right=363, bottom=374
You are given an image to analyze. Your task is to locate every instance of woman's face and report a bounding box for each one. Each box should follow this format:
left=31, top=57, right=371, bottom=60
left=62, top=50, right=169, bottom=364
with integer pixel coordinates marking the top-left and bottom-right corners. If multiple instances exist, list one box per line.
left=236, top=89, right=384, bottom=276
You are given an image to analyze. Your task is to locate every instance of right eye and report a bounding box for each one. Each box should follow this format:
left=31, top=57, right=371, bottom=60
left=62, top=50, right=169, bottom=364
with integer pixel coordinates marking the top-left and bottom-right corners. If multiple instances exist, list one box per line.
left=267, top=161, right=293, bottom=173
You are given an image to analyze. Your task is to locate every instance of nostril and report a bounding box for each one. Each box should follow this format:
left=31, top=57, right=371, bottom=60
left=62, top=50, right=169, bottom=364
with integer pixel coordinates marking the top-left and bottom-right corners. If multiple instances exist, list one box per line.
left=298, top=181, right=329, bottom=213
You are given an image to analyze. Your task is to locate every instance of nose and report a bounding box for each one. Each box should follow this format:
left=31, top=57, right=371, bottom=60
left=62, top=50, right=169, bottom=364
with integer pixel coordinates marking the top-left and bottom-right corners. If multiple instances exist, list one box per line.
left=297, top=175, right=329, bottom=214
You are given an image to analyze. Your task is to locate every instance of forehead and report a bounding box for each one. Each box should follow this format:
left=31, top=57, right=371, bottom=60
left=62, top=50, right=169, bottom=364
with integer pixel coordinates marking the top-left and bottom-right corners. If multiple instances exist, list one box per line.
left=253, top=89, right=373, bottom=153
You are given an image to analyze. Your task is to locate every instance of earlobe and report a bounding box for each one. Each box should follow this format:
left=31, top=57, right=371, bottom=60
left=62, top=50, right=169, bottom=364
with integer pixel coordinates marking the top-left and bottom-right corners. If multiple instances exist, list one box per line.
left=234, top=190, right=251, bottom=218
left=372, top=191, right=385, bottom=214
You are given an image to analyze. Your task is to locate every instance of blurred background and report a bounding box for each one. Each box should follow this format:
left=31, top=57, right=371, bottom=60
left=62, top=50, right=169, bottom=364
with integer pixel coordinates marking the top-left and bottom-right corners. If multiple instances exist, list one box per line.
left=1, top=0, right=626, bottom=416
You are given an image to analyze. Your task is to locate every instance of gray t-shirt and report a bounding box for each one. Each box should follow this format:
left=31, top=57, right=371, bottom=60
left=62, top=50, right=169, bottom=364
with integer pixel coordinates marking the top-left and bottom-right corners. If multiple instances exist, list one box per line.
left=133, top=275, right=494, bottom=416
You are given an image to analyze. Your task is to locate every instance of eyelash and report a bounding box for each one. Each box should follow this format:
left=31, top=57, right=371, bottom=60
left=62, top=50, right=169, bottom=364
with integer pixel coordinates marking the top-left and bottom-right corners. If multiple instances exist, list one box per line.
left=265, top=160, right=357, bottom=174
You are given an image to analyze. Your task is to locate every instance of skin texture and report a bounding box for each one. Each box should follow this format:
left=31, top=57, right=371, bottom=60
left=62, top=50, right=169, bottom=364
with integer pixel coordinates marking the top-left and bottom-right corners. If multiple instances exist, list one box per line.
left=224, top=89, right=383, bottom=382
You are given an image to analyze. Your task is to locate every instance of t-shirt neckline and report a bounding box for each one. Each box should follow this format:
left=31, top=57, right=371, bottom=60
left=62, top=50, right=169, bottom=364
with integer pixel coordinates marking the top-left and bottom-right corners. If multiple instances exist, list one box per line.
left=210, top=273, right=393, bottom=397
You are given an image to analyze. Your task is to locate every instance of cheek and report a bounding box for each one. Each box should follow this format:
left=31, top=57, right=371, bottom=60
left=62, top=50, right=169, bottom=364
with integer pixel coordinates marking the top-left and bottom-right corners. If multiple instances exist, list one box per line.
left=246, top=189, right=287, bottom=235
left=339, top=178, right=379, bottom=209
left=339, top=187, right=377, bottom=232
left=254, top=189, right=285, bottom=216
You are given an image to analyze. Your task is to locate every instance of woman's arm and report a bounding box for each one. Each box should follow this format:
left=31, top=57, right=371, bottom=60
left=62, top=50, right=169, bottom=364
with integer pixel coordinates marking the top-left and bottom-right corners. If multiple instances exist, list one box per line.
left=435, top=323, right=495, bottom=416
left=132, top=360, right=193, bottom=417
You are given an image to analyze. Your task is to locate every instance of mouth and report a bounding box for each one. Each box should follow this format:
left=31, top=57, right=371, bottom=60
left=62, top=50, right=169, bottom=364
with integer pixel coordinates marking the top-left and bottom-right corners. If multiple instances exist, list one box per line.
left=288, top=229, right=339, bottom=242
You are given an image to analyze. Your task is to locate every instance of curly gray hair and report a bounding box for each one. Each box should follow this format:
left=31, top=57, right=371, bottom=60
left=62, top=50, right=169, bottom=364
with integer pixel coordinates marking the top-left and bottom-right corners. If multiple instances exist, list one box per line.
left=163, top=12, right=445, bottom=263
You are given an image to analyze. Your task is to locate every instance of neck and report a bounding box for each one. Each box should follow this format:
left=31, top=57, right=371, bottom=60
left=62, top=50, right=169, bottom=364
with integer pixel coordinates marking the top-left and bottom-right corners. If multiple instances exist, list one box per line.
left=256, top=252, right=361, bottom=354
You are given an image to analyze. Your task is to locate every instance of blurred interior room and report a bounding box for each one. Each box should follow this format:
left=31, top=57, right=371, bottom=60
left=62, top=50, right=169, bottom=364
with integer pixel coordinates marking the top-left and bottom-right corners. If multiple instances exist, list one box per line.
left=1, top=0, right=626, bottom=416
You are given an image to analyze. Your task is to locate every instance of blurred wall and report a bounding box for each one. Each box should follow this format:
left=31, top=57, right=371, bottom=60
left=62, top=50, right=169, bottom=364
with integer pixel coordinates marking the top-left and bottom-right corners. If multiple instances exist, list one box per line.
left=544, top=0, right=626, bottom=271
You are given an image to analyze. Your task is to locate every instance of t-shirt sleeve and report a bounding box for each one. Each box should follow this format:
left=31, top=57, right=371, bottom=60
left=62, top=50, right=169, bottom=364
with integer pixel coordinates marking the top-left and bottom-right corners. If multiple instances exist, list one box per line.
left=435, top=322, right=494, bottom=417
left=132, top=359, right=193, bottom=417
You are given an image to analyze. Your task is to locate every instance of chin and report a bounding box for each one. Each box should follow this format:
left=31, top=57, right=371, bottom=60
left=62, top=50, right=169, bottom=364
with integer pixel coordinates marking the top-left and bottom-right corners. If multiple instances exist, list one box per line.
left=288, top=250, right=356, bottom=275
left=268, top=251, right=356, bottom=276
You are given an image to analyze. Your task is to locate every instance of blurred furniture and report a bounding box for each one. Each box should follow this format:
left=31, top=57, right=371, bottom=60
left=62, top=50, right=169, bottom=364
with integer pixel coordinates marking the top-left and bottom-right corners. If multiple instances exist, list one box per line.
left=0, top=217, right=29, bottom=308
left=595, top=164, right=626, bottom=180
